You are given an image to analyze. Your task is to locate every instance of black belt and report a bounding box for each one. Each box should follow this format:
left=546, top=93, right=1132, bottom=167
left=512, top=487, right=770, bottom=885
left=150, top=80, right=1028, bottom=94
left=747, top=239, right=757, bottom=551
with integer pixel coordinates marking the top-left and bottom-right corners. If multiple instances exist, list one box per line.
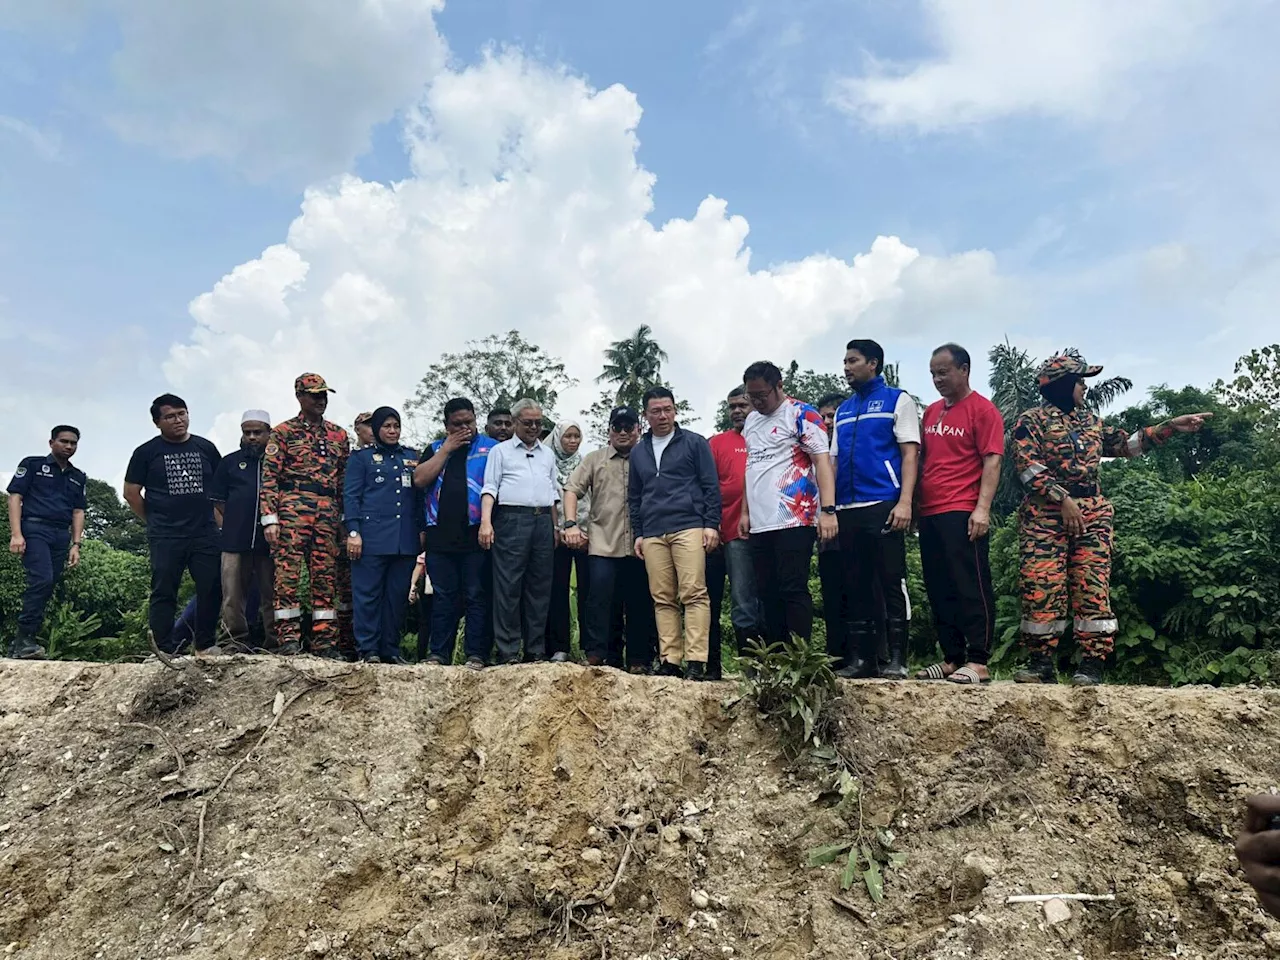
left=282, top=483, right=337, bottom=497
left=1066, top=484, right=1101, bottom=498
left=23, top=516, right=70, bottom=526
left=497, top=504, right=553, bottom=516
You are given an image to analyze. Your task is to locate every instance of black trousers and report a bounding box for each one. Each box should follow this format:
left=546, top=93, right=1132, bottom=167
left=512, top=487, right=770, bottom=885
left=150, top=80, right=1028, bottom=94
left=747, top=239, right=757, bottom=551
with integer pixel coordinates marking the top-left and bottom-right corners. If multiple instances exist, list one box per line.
left=490, top=509, right=554, bottom=661
left=749, top=526, right=818, bottom=643
left=149, top=534, right=221, bottom=653
left=545, top=545, right=591, bottom=656
left=838, top=503, right=910, bottom=646
left=17, top=520, right=70, bottom=636
left=817, top=546, right=854, bottom=668
left=585, top=555, right=655, bottom=668
left=919, top=512, right=993, bottom=665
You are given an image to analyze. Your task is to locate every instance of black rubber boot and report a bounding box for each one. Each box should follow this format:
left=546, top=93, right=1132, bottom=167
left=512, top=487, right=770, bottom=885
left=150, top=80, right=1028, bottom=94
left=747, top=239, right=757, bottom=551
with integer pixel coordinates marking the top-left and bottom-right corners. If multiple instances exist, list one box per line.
left=8, top=631, right=47, bottom=660
left=685, top=661, right=707, bottom=682
left=1070, top=657, right=1104, bottom=686
left=1013, top=650, right=1057, bottom=684
left=835, top=621, right=879, bottom=679
left=880, top=619, right=910, bottom=680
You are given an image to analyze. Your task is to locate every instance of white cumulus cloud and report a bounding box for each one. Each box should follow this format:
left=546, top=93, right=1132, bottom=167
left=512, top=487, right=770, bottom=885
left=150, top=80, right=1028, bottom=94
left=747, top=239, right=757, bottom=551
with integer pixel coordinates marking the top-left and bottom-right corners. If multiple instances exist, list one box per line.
left=2, top=0, right=447, bottom=180
left=830, top=0, right=1228, bottom=130
left=162, top=50, right=1007, bottom=457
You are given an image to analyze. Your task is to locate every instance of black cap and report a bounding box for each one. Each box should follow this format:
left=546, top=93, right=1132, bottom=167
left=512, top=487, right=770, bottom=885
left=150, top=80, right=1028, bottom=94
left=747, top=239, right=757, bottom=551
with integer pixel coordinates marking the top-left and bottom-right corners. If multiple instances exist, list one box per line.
left=609, top=406, right=639, bottom=429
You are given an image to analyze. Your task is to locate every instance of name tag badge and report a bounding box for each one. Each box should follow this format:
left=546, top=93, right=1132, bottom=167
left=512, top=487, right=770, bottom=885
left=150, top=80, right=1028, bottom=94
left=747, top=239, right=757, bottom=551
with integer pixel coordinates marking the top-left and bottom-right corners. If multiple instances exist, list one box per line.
left=401, top=472, right=412, bottom=488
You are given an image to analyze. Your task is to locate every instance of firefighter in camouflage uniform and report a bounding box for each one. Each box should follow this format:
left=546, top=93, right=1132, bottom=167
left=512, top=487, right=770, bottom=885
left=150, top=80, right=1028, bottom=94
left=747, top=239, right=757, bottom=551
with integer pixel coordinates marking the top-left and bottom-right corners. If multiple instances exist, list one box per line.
left=261, top=373, right=353, bottom=658
left=1011, top=354, right=1211, bottom=686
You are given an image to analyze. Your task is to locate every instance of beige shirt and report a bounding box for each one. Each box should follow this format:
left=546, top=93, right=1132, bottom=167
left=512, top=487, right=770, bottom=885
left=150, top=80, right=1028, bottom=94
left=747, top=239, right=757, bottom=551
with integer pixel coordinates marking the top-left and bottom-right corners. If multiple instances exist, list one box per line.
left=564, top=445, right=633, bottom=558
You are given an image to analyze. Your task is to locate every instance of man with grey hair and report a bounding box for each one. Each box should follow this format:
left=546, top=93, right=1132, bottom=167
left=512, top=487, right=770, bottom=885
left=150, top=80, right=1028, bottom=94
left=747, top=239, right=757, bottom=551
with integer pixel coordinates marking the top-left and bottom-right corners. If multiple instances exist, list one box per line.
left=479, top=398, right=561, bottom=664
left=210, top=410, right=274, bottom=651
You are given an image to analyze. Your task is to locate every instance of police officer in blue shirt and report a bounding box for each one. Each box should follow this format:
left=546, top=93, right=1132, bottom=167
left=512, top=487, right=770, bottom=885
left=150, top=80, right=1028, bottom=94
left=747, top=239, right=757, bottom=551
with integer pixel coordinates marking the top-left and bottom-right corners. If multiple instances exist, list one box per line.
left=6, top=426, right=88, bottom=659
left=344, top=407, right=423, bottom=663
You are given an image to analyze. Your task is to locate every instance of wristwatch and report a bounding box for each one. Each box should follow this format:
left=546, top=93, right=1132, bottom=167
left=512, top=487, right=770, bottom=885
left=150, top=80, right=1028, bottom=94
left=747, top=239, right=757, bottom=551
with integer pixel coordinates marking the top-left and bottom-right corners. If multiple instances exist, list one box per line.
left=563, top=519, right=578, bottom=529
left=820, top=505, right=837, bottom=515
left=348, top=530, right=361, bottom=538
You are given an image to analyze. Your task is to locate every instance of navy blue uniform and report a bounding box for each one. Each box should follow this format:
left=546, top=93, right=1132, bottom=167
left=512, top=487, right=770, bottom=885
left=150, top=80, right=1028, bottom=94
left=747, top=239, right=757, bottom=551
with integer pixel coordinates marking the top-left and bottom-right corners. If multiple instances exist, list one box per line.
left=343, top=445, right=423, bottom=659
left=7, top=455, right=87, bottom=640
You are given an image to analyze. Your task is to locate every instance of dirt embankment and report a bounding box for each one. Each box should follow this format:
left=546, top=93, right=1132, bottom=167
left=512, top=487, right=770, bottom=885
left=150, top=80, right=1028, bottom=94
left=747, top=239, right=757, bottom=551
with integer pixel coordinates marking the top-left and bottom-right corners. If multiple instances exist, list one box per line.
left=1, top=657, right=1279, bottom=959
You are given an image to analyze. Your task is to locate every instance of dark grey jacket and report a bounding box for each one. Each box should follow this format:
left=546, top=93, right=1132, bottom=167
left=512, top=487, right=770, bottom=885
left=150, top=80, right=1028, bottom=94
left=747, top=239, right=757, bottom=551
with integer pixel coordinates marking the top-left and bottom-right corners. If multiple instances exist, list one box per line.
left=627, top=426, right=721, bottom=539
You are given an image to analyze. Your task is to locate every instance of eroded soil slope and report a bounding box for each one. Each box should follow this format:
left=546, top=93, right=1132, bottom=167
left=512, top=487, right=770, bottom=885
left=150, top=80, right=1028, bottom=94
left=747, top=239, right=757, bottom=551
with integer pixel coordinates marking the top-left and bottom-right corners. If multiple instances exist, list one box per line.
left=1, top=657, right=1279, bottom=959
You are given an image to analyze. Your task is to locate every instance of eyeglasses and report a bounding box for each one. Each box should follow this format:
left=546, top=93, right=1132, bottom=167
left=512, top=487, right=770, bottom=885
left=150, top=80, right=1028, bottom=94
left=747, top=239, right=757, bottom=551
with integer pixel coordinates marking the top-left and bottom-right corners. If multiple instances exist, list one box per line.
left=517, top=418, right=543, bottom=428
left=158, top=411, right=188, bottom=423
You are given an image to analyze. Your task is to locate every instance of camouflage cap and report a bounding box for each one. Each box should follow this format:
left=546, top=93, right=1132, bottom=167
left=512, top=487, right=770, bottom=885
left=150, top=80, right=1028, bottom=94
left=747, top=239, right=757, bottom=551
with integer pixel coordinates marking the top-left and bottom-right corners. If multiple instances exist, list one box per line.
left=1037, top=354, right=1104, bottom=387
left=294, top=372, right=335, bottom=394
left=353, top=411, right=373, bottom=426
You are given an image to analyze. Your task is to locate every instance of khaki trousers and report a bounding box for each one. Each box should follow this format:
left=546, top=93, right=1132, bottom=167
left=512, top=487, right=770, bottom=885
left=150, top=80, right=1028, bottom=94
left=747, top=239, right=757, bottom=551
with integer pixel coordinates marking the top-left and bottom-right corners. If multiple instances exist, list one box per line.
left=221, top=551, right=275, bottom=646
left=641, top=528, right=710, bottom=664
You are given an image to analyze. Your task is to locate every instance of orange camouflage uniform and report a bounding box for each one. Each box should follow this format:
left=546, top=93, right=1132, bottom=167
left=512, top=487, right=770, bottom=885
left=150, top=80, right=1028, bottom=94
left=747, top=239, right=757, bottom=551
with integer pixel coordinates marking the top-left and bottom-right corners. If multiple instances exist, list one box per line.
left=261, top=416, right=352, bottom=653
left=1013, top=394, right=1174, bottom=658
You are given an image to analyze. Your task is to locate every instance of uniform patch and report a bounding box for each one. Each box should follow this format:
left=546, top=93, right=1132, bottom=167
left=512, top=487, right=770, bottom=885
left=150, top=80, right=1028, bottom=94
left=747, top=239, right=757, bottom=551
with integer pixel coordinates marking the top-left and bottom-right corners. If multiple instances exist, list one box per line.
left=40, top=464, right=50, bottom=474
left=14, top=466, right=26, bottom=478
left=265, top=443, right=280, bottom=456
left=238, top=461, right=247, bottom=470
left=375, top=475, right=386, bottom=483
left=867, top=400, right=885, bottom=413
left=372, top=453, right=384, bottom=462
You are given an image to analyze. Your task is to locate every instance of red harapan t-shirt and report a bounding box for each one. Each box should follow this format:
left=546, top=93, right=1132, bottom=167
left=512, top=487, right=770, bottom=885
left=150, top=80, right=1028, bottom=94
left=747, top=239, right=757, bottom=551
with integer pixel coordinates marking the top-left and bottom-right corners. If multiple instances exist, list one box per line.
left=919, top=391, right=1005, bottom=517
left=709, top=430, right=748, bottom=542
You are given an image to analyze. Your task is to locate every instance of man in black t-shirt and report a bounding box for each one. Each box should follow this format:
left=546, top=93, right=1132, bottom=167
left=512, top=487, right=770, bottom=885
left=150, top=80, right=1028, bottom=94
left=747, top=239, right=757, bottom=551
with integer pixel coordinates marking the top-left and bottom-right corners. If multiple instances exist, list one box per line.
left=124, top=393, right=223, bottom=655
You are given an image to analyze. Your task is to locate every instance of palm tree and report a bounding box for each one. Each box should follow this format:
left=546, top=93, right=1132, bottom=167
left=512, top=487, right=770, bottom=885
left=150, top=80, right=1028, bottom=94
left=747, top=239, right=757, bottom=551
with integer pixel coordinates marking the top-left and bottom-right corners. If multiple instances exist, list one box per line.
left=597, top=325, right=669, bottom=404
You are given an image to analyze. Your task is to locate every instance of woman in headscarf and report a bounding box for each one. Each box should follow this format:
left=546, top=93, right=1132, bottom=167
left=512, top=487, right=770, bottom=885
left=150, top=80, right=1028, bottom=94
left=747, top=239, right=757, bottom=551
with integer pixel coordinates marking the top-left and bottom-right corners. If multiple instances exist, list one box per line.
left=343, top=407, right=424, bottom=663
left=545, top=420, right=590, bottom=662
left=1011, top=355, right=1209, bottom=686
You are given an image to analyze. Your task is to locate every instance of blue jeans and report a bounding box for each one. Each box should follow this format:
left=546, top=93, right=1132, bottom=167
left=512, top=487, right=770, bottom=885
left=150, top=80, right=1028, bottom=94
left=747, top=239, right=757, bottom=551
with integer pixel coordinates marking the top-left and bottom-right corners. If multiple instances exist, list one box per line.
left=351, top=554, right=417, bottom=659
left=707, top=537, right=764, bottom=676
left=427, top=550, right=489, bottom=663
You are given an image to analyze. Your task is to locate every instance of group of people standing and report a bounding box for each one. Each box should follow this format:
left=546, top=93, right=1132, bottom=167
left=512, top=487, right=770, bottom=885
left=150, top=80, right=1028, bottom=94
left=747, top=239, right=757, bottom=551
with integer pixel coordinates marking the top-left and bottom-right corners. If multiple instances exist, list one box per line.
left=6, top=341, right=1209, bottom=684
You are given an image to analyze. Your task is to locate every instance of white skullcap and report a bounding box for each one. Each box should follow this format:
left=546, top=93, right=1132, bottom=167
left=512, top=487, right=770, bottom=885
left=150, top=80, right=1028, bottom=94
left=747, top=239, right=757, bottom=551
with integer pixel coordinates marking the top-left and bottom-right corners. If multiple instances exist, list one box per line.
left=241, top=409, right=272, bottom=426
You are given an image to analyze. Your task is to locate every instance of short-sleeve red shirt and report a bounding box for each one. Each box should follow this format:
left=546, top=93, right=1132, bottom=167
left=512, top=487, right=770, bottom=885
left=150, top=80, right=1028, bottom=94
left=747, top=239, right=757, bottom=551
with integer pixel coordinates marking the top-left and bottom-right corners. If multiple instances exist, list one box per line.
left=919, top=391, right=1005, bottom=517
left=709, top=430, right=748, bottom=542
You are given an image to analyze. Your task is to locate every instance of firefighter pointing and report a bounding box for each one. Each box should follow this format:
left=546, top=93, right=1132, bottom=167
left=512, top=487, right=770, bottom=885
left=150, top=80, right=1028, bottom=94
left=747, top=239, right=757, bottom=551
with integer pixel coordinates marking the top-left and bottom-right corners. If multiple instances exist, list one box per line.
left=1012, top=354, right=1210, bottom=686
left=261, top=373, right=352, bottom=658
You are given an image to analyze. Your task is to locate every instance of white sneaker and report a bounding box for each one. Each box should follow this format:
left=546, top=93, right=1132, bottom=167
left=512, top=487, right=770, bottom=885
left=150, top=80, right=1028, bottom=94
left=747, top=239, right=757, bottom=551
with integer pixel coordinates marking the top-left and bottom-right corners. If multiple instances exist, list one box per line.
left=551, top=651, right=568, bottom=663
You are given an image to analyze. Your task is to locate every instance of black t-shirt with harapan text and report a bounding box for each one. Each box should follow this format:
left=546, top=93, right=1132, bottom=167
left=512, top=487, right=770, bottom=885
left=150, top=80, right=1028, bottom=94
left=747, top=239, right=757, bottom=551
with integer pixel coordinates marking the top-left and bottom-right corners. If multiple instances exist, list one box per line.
left=124, top=435, right=222, bottom=539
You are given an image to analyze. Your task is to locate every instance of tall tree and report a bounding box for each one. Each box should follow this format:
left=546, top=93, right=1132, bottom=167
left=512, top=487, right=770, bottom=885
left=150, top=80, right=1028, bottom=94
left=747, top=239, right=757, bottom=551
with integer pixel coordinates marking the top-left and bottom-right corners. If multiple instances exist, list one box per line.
left=597, top=325, right=669, bottom=402
left=403, top=330, right=575, bottom=441
left=588, top=326, right=691, bottom=439
left=1215, top=344, right=1280, bottom=436
left=83, top=478, right=148, bottom=554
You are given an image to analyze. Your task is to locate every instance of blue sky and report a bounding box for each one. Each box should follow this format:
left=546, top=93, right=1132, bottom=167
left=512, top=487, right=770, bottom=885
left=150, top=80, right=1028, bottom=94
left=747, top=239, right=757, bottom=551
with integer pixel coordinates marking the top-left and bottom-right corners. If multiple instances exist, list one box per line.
left=1, top=0, right=1276, bottom=479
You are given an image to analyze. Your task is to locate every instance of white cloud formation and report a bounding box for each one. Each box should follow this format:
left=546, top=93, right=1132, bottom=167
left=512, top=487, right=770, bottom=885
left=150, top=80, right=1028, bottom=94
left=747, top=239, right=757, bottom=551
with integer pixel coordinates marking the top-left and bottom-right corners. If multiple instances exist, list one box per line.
left=0, top=115, right=62, bottom=160
left=2, top=0, right=447, bottom=180
left=162, top=51, right=1007, bottom=457
left=830, top=0, right=1227, bottom=130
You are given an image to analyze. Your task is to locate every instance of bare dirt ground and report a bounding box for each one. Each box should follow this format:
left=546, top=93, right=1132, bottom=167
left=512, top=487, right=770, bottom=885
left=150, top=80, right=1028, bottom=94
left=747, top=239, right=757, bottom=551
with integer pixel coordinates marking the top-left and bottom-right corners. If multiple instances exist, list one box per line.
left=2, top=657, right=1279, bottom=959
